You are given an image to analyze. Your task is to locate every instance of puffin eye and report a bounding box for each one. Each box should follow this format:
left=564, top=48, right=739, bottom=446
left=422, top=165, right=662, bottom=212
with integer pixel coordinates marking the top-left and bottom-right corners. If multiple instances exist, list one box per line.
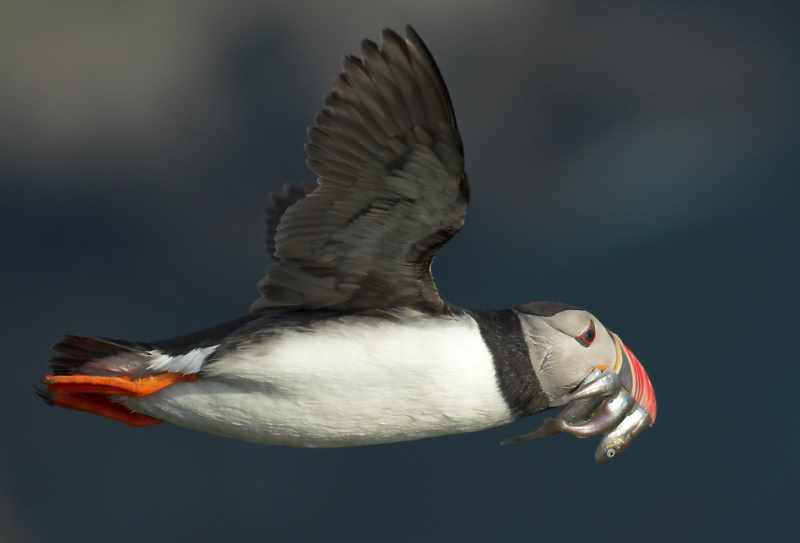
left=576, top=320, right=596, bottom=347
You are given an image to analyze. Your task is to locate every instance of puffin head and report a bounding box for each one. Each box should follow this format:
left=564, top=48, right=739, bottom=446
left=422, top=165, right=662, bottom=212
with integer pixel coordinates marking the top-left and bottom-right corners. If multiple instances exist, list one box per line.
left=514, top=302, right=656, bottom=423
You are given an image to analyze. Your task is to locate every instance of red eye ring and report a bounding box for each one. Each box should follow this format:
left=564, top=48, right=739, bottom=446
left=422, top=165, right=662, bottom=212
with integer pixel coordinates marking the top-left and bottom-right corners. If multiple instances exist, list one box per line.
left=576, top=320, right=596, bottom=347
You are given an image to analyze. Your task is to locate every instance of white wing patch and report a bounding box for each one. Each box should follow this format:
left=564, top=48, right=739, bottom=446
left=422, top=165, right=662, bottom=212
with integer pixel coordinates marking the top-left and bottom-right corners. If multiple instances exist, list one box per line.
left=146, top=346, right=217, bottom=374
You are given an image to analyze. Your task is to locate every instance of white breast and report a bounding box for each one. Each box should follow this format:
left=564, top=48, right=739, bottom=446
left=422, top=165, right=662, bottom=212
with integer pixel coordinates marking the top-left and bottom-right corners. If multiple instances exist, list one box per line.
left=126, top=314, right=514, bottom=446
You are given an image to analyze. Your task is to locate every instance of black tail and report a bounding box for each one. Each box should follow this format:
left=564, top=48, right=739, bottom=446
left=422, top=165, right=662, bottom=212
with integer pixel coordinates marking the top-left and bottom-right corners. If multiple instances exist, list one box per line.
left=48, top=335, right=146, bottom=376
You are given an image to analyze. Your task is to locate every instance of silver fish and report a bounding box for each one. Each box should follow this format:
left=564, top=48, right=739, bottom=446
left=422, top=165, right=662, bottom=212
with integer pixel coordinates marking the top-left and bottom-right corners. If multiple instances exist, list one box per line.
left=594, top=404, right=653, bottom=462
left=501, top=394, right=606, bottom=443
left=502, top=368, right=608, bottom=444
left=558, top=369, right=621, bottom=405
left=556, top=390, right=636, bottom=438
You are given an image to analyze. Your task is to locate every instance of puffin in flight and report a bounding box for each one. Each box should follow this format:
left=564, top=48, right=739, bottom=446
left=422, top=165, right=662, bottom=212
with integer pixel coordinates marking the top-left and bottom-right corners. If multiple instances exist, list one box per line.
left=40, top=26, right=656, bottom=462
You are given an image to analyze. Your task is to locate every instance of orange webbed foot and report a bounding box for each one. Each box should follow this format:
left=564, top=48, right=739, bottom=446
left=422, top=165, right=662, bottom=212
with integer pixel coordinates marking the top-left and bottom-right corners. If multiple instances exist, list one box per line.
left=38, top=389, right=164, bottom=427
left=41, top=372, right=199, bottom=427
left=44, top=372, right=199, bottom=398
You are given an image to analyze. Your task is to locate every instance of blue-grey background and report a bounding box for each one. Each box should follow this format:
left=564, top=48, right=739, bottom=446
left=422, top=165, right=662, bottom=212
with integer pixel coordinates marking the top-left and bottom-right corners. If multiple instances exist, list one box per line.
left=2, top=2, right=798, bottom=541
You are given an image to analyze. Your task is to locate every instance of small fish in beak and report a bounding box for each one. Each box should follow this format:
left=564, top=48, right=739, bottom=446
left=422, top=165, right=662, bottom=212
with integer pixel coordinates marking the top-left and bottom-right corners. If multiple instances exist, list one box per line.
left=504, top=334, right=656, bottom=462
left=555, top=390, right=636, bottom=438
left=502, top=369, right=608, bottom=444
left=595, top=405, right=653, bottom=462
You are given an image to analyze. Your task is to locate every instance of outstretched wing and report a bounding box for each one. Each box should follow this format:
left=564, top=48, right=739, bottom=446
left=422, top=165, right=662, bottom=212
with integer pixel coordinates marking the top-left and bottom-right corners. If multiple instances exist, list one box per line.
left=251, top=26, right=468, bottom=315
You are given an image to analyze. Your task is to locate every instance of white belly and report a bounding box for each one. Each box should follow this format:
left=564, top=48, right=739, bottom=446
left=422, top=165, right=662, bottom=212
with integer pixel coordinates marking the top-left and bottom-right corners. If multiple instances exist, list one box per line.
left=125, top=314, right=513, bottom=446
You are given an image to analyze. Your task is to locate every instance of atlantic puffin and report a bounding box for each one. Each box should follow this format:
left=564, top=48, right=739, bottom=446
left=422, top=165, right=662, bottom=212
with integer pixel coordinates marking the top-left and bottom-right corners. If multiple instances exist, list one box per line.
left=40, top=26, right=656, bottom=461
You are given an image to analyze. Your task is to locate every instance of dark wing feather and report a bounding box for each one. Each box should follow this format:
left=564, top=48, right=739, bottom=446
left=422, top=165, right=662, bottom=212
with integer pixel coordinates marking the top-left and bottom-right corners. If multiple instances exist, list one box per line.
left=264, top=183, right=315, bottom=260
left=251, top=26, right=468, bottom=314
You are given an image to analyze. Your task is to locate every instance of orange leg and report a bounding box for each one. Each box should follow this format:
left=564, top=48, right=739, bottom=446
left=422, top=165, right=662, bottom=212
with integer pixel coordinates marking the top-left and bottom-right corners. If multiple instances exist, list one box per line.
left=44, top=372, right=199, bottom=427
left=45, top=373, right=198, bottom=398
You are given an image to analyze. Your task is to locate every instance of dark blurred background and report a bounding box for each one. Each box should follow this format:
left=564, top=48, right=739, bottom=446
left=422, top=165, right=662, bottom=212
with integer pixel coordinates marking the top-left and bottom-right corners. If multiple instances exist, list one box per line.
left=2, top=2, right=799, bottom=542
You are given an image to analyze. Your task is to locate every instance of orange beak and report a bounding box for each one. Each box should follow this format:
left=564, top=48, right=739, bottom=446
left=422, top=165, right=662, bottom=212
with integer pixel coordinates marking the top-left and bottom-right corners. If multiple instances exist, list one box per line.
left=611, top=334, right=656, bottom=423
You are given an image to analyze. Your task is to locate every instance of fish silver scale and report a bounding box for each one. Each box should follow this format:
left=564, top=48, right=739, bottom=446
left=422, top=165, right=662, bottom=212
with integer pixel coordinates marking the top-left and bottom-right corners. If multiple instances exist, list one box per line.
left=595, top=405, right=653, bottom=463
left=555, top=390, right=636, bottom=438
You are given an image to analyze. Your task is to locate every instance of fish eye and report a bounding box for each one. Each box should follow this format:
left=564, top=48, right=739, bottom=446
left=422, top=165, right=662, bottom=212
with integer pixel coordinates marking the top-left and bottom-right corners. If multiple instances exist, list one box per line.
left=575, top=320, right=596, bottom=347
left=606, top=448, right=615, bottom=459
